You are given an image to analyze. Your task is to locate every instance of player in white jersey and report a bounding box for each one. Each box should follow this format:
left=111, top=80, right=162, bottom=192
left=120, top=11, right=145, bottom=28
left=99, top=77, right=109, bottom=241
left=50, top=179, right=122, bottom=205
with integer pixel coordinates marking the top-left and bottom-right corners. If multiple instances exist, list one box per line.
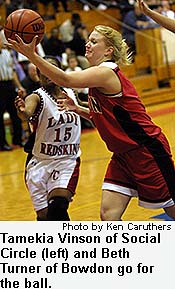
left=15, top=57, right=81, bottom=221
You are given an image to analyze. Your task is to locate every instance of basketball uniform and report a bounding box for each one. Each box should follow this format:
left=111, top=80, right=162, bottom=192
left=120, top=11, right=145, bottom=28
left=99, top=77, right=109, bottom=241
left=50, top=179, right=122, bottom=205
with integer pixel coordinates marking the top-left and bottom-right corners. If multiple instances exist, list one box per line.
left=25, top=87, right=81, bottom=211
left=88, top=61, right=175, bottom=208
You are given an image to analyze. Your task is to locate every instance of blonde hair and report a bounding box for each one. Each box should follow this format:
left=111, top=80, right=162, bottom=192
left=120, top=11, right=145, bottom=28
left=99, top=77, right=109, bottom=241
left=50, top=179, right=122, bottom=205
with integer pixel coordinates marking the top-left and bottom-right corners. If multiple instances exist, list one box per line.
left=94, top=25, right=132, bottom=65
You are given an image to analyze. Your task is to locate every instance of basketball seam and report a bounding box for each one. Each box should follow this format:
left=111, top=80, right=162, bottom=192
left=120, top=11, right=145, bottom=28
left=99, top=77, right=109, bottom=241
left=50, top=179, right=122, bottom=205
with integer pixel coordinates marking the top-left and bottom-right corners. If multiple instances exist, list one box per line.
left=16, top=9, right=26, bottom=32
left=4, top=27, right=44, bottom=35
left=9, top=14, right=14, bottom=38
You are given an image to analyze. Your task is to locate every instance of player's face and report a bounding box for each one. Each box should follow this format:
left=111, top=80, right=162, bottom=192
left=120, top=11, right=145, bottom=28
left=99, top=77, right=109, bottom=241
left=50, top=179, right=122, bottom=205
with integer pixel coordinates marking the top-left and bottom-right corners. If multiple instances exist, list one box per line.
left=85, top=30, right=109, bottom=65
left=39, top=73, right=51, bottom=86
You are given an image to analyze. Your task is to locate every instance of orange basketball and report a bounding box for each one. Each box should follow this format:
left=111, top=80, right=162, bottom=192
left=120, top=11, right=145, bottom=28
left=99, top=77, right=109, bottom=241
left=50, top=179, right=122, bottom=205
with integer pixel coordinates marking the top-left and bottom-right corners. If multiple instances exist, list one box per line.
left=4, top=9, right=45, bottom=45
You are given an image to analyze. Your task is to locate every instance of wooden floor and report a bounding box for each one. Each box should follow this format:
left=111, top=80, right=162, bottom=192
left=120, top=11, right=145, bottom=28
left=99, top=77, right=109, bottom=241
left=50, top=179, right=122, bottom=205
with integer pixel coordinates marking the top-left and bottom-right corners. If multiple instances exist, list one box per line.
left=1, top=99, right=175, bottom=221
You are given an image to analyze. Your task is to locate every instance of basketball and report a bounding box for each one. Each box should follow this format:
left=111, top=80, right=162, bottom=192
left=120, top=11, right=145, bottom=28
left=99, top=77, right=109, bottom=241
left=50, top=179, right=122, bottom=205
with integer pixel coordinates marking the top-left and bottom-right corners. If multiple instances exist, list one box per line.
left=4, top=9, right=45, bottom=45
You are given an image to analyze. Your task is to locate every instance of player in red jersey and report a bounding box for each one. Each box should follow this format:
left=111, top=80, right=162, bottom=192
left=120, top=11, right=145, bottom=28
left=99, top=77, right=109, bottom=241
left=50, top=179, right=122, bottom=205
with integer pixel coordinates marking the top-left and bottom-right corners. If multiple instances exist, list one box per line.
left=138, top=0, right=175, bottom=33
left=7, top=25, right=175, bottom=220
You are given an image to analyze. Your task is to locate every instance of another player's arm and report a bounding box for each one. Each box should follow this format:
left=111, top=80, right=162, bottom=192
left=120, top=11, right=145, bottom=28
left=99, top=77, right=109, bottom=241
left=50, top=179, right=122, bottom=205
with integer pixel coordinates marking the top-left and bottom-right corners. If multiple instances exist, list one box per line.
left=138, top=0, right=175, bottom=33
left=75, top=105, right=90, bottom=120
left=7, top=35, right=118, bottom=90
left=144, top=9, right=175, bottom=33
left=58, top=95, right=91, bottom=120
left=15, top=93, right=40, bottom=121
left=25, top=53, right=115, bottom=89
left=13, top=70, right=26, bottom=95
left=76, top=95, right=89, bottom=108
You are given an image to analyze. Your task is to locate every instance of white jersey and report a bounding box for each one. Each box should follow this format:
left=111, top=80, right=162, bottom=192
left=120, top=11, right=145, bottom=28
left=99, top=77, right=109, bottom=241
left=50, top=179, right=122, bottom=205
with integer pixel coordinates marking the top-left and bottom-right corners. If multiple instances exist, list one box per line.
left=30, top=87, right=81, bottom=160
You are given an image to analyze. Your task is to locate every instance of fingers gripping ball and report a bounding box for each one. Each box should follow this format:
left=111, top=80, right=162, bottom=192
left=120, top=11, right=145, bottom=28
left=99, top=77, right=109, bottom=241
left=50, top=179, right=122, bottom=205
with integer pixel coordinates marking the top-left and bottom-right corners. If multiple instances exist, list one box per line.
left=4, top=9, right=45, bottom=45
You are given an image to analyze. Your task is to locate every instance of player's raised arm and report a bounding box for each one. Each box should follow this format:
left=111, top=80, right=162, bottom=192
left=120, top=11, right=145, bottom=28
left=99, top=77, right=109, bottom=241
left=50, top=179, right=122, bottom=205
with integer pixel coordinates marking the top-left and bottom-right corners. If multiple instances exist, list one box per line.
left=7, top=27, right=122, bottom=94
left=7, top=34, right=116, bottom=91
left=137, top=0, right=175, bottom=33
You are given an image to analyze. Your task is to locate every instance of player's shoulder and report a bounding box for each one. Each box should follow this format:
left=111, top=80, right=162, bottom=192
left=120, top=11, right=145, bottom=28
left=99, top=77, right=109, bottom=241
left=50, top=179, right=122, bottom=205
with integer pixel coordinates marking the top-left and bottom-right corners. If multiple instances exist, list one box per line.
left=99, top=61, right=118, bottom=70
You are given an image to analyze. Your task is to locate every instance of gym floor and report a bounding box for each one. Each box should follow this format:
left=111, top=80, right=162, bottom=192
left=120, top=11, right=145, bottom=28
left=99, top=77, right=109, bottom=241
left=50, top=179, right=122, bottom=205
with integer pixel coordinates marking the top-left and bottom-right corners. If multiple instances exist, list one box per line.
left=1, top=99, right=175, bottom=221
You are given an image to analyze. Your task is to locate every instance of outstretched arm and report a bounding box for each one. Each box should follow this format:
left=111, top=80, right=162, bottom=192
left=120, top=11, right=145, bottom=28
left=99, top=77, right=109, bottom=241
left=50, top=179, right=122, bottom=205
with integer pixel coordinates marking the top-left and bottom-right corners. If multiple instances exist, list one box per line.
left=7, top=35, right=118, bottom=92
left=137, top=0, right=175, bottom=33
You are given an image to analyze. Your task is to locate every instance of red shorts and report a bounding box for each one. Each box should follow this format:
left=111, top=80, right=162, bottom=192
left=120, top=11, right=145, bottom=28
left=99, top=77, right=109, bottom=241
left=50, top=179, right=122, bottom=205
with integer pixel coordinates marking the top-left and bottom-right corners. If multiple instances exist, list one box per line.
left=102, top=135, right=175, bottom=209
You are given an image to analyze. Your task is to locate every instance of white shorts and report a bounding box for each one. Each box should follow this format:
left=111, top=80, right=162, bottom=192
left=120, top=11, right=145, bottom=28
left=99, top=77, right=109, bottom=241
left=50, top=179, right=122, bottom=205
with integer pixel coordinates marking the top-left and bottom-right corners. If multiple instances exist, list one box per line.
left=25, top=156, right=80, bottom=212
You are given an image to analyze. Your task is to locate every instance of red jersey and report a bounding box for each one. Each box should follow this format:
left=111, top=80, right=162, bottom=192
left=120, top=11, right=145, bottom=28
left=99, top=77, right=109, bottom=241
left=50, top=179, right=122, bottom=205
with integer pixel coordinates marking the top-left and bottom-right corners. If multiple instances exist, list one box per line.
left=88, top=62, right=161, bottom=154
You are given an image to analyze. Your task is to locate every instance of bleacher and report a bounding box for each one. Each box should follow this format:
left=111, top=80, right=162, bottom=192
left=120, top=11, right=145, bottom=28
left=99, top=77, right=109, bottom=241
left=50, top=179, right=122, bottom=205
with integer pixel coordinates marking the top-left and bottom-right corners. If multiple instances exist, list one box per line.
left=0, top=1, right=175, bottom=107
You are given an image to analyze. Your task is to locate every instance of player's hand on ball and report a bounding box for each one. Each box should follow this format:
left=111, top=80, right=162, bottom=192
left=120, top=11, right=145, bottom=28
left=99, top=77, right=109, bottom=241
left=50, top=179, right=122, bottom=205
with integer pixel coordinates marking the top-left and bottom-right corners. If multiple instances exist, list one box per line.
left=7, top=34, right=38, bottom=58
left=4, top=9, right=45, bottom=44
